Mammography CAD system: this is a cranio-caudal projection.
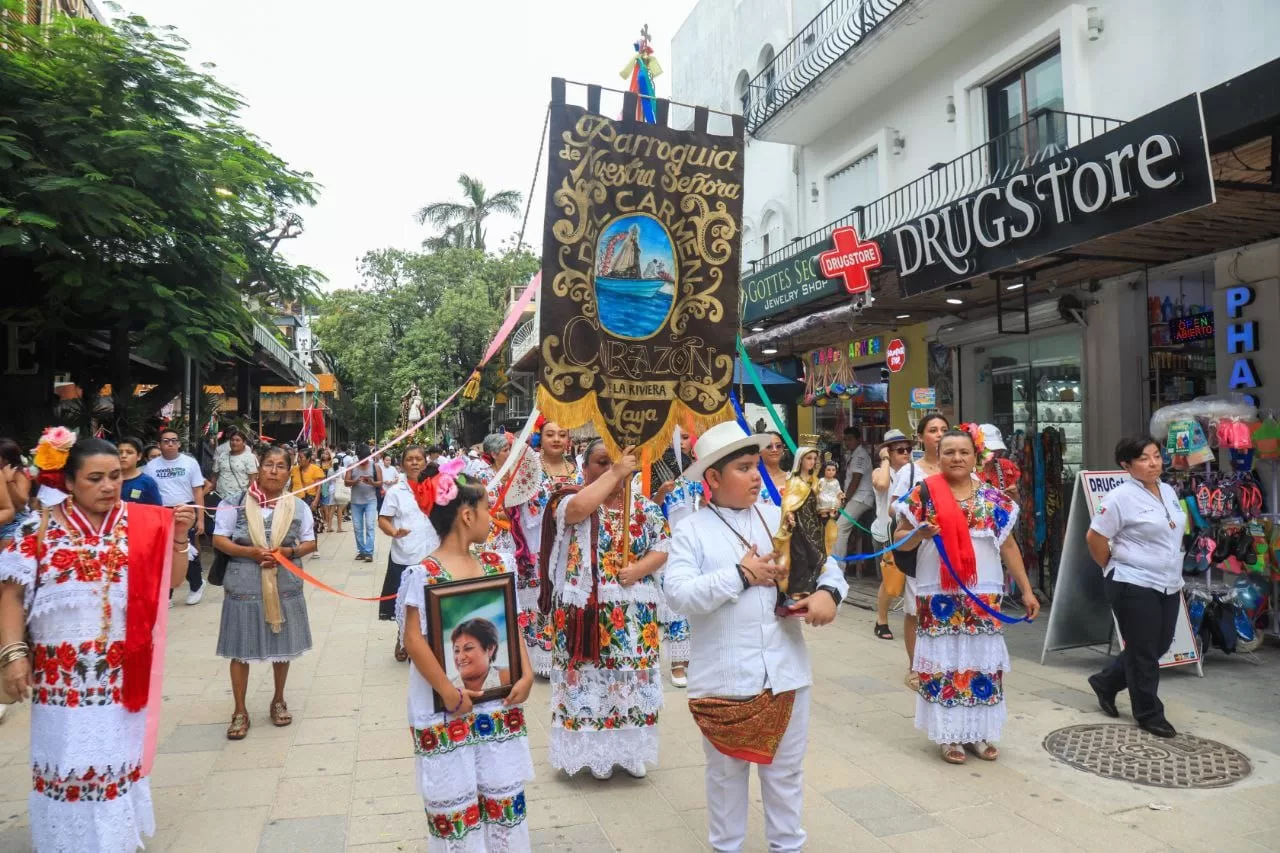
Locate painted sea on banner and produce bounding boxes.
[594,214,676,338]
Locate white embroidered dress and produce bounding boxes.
[543,493,669,776]
[0,504,155,853]
[396,555,534,852]
[894,482,1019,745]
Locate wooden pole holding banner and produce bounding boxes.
[620,475,632,571]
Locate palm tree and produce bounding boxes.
[415,173,523,252]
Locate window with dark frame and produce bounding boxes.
[986,46,1066,175]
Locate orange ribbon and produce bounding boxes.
[272,550,398,601]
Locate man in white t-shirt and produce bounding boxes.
[833,427,874,565]
[145,428,207,604]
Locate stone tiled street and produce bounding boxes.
[2,531,1279,852]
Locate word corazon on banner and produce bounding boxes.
[538,79,744,458]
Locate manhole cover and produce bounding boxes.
[1043,724,1251,789]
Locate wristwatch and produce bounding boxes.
[817,585,842,606]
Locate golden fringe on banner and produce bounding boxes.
[536,386,731,463]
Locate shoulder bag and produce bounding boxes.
[892,469,930,578]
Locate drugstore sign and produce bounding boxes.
[887,95,1217,296]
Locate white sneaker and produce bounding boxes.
[590,766,613,780]
[185,586,204,606]
[311,552,322,560]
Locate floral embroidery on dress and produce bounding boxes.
[428,799,484,841]
[32,639,126,707]
[917,669,1003,707]
[901,483,1015,540]
[480,791,527,827]
[32,761,141,803]
[410,707,527,758]
[551,705,660,732]
[916,594,1004,637]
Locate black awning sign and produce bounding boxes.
[888,95,1216,296]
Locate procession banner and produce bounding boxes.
[537,79,744,459]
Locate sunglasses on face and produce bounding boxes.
[891,446,911,454]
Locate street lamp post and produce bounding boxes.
[373,392,379,445]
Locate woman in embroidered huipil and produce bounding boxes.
[467,433,517,576]
[506,420,580,678]
[0,437,194,853]
[212,446,317,740]
[543,440,669,779]
[397,459,534,851]
[893,431,1039,765]
[650,428,697,687]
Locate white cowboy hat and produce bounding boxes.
[684,421,772,482]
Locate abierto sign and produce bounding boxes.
[888,95,1216,296]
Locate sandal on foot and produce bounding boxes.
[269,699,293,727]
[942,743,966,764]
[394,642,409,663]
[226,712,250,740]
[964,741,999,761]
[874,623,895,640]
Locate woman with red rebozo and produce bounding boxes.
[0,432,194,852]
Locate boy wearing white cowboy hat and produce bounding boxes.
[664,421,848,853]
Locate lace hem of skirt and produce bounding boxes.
[549,726,658,776]
[914,698,1006,745]
[913,634,1010,675]
[29,776,154,853]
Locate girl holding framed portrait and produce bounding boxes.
[397,459,535,850]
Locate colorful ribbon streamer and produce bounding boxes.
[728,389,781,505]
[274,550,397,602]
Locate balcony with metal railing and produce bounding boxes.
[748,109,1125,274]
[510,311,539,367]
[743,0,909,138]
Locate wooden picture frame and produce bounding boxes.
[424,573,522,713]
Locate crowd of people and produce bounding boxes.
[0,414,1190,852]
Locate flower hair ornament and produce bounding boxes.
[409,457,469,514]
[33,426,76,501]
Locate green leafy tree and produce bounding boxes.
[314,247,538,442]
[0,6,321,436]
[414,174,522,252]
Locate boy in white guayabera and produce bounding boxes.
[663,421,847,853]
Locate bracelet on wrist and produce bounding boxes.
[446,690,464,714]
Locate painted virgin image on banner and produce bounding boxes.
[538,79,745,458]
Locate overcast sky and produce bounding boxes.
[116,0,698,290]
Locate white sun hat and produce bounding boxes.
[978,423,1007,452]
[684,421,772,482]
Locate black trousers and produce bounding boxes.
[379,556,407,621]
[1093,577,1179,723]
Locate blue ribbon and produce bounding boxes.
[833,536,909,562]
[728,390,782,505]
[931,534,1032,625]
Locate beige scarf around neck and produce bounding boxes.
[245,491,295,634]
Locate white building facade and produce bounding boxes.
[672,0,1280,469]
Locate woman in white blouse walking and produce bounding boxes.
[1086,435,1187,739]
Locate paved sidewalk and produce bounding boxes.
[1,530,1279,852]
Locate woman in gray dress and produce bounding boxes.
[212,445,316,739]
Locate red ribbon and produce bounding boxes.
[273,550,397,601]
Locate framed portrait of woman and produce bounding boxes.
[424,573,522,712]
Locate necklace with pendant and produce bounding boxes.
[1135,481,1176,529]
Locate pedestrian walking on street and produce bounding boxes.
[889,413,949,683]
[664,421,847,852]
[397,460,534,851]
[541,440,669,779]
[649,427,697,688]
[117,437,162,506]
[377,452,399,515]
[893,430,1039,765]
[1086,435,1187,739]
[833,426,875,567]
[144,428,206,606]
[468,433,519,578]
[345,445,382,562]
[211,446,316,740]
[210,427,259,505]
[870,428,913,640]
[0,435,195,853]
[377,446,437,659]
[315,448,337,533]
[757,431,787,505]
